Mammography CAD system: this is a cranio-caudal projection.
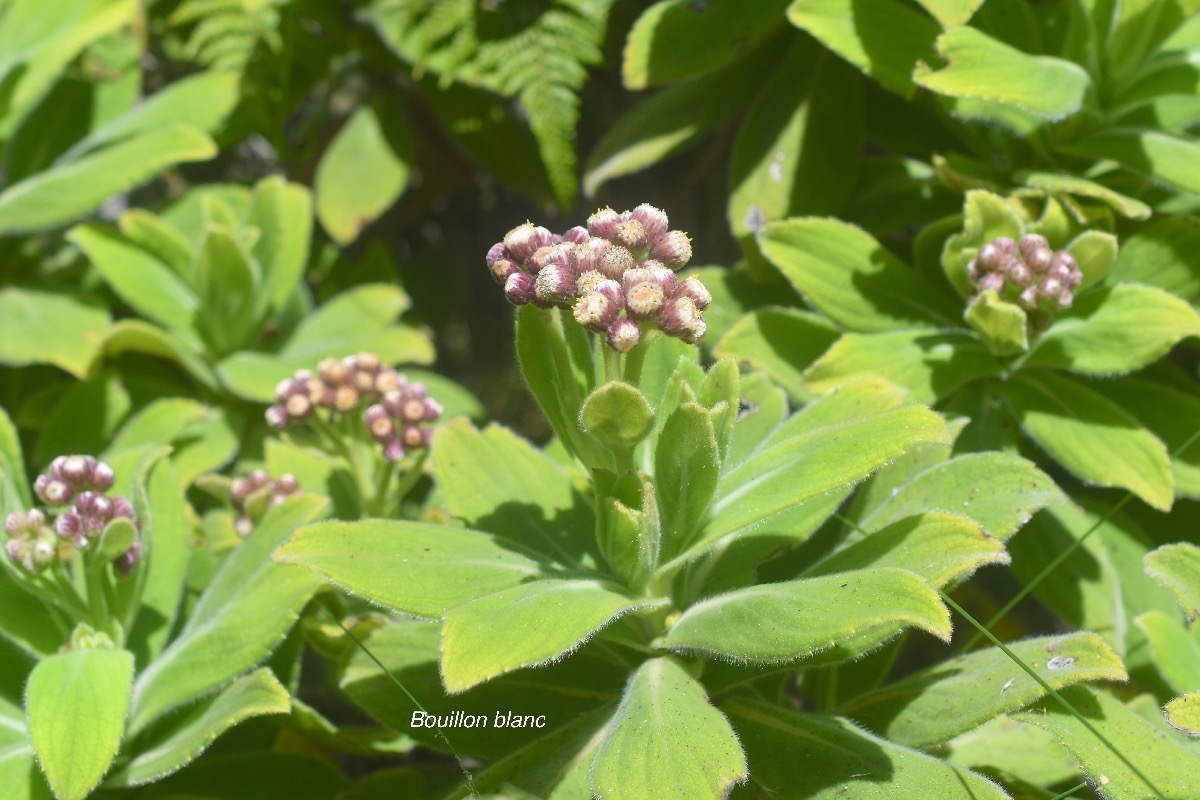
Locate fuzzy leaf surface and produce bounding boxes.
[275,520,542,619]
[1166,692,1200,737]
[26,649,133,800]
[1145,543,1200,621]
[661,568,950,664]
[440,579,659,693]
[0,288,110,378]
[590,657,746,800]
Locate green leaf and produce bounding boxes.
[106,399,238,489]
[275,520,542,619]
[0,288,110,377]
[1135,611,1200,694]
[0,404,30,510]
[661,567,950,663]
[580,382,655,453]
[433,420,597,569]
[117,209,194,280]
[193,225,263,356]
[1066,229,1119,290]
[841,632,1126,747]
[863,452,1063,540]
[1063,129,1200,195]
[26,648,133,800]
[247,176,312,314]
[724,700,1012,799]
[942,190,1026,297]
[1018,171,1152,220]
[917,0,983,27]
[713,308,840,401]
[656,402,720,557]
[0,744,47,800]
[315,105,412,245]
[108,669,289,787]
[808,511,1009,588]
[758,217,960,331]
[1022,285,1200,375]
[58,70,240,164]
[584,37,777,195]
[68,224,199,330]
[943,716,1081,791]
[965,289,1029,356]
[98,320,218,391]
[803,330,1002,404]
[34,372,130,464]
[1016,686,1200,799]
[0,125,216,235]
[590,657,746,800]
[129,752,346,799]
[1165,692,1200,737]
[440,579,658,693]
[128,496,326,733]
[1145,543,1200,621]
[1104,377,1200,500]
[622,0,790,88]
[914,27,1091,118]
[786,0,940,96]
[1110,216,1200,303]
[698,404,950,547]
[728,38,864,274]
[1002,371,1174,510]
[217,284,434,401]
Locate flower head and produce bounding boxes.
[967,233,1083,313]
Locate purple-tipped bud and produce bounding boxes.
[543,242,578,272]
[598,246,634,280]
[36,476,73,506]
[587,208,621,240]
[614,219,650,252]
[534,263,578,306]
[276,474,299,494]
[365,404,395,442]
[674,276,712,311]
[679,317,708,345]
[399,396,431,424]
[562,226,590,244]
[382,440,406,463]
[649,231,692,267]
[235,515,253,537]
[625,280,665,320]
[574,290,622,333]
[576,269,608,296]
[90,461,114,492]
[503,222,541,263]
[1019,285,1039,308]
[249,470,270,488]
[318,357,351,387]
[4,512,23,537]
[111,496,135,522]
[113,538,141,577]
[1005,259,1033,288]
[607,318,642,353]
[504,272,535,306]
[266,405,289,429]
[332,386,359,413]
[526,245,555,274]
[978,237,1015,271]
[630,204,669,239]
[1057,289,1074,309]
[354,352,381,375]
[5,539,24,565]
[967,259,982,284]
[60,455,92,484]
[29,533,56,571]
[978,272,1006,293]
[284,393,313,420]
[56,511,85,547]
[375,368,403,394]
[486,242,508,267]
[1018,234,1051,269]
[230,477,254,503]
[576,238,609,274]
[1039,276,1065,299]
[659,295,702,337]
[490,258,520,284]
[401,424,433,449]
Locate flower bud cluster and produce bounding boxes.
[967,234,1082,312]
[264,352,442,461]
[4,456,139,574]
[230,470,300,536]
[364,382,441,462]
[486,205,709,351]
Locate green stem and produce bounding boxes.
[1048,783,1088,800]
[603,345,623,385]
[84,555,111,634]
[388,449,430,512]
[622,328,658,387]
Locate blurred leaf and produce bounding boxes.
[1019,171,1152,220]
[34,372,130,464]
[0,125,216,235]
[914,27,1091,118]
[1064,129,1200,195]
[1109,215,1200,303]
[1104,376,1200,500]
[248,176,312,314]
[315,104,412,246]
[1165,692,1200,737]
[661,568,950,663]
[1135,611,1200,695]
[98,320,218,392]
[591,658,746,800]
[713,308,839,401]
[786,0,939,96]
[916,0,983,27]
[965,289,1028,356]
[585,35,778,195]
[27,648,133,800]
[1145,543,1200,621]
[0,288,109,377]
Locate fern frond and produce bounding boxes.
[368,0,615,209]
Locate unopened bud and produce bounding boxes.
[630,204,669,239]
[978,272,1006,293]
[60,455,92,484]
[562,226,590,244]
[382,440,406,463]
[607,318,642,353]
[332,386,359,413]
[587,208,621,240]
[674,276,712,311]
[318,357,351,387]
[615,219,649,252]
[90,461,114,492]
[1005,259,1033,287]
[503,222,541,263]
[285,393,313,420]
[534,263,578,306]
[266,405,289,429]
[598,246,634,280]
[659,295,701,337]
[504,272,535,306]
[574,290,622,333]
[649,231,692,267]
[490,258,520,284]
[978,237,1015,271]
[625,280,665,320]
[401,424,432,449]
[36,476,73,506]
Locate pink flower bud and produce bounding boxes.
[400,397,429,424]
[674,276,712,311]
[978,272,1006,293]
[113,538,141,577]
[576,269,608,296]
[276,474,299,494]
[230,477,253,503]
[318,357,351,387]
[489,258,520,284]
[607,318,642,353]
[285,393,313,420]
[978,237,1015,271]
[504,272,535,305]
[574,290,621,333]
[534,263,579,306]
[1019,285,1039,308]
[624,280,665,320]
[235,516,254,537]
[562,226,590,244]
[659,295,701,337]
[526,245,555,274]
[1019,234,1050,265]
[266,405,289,429]
[1057,289,1074,310]
[383,440,406,462]
[587,207,621,240]
[4,512,23,536]
[401,424,432,449]
[56,511,85,547]
[630,204,669,240]
[90,461,114,492]
[486,242,508,267]
[503,222,541,262]
[1005,259,1032,287]
[615,219,649,252]
[598,245,634,280]
[679,316,707,345]
[649,231,692,267]
[967,259,982,284]
[36,476,73,506]
[332,386,359,413]
[375,368,403,394]
[60,455,92,484]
